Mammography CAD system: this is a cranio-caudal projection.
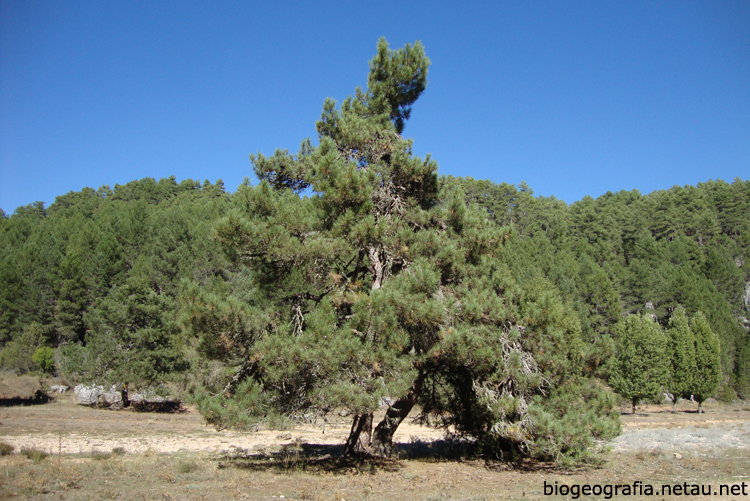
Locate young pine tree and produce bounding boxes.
[665,306,696,413]
[610,314,670,414]
[690,312,722,413]
[61,277,187,386]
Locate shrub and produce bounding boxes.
[20,447,48,463]
[0,340,35,373]
[32,347,55,375]
[177,460,199,474]
[715,383,737,403]
[91,450,111,460]
[0,442,14,456]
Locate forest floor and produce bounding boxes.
[0,375,749,500]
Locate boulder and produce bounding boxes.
[102,386,124,410]
[129,392,182,413]
[74,384,180,412]
[74,385,104,405]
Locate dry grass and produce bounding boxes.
[1,445,748,500]
[0,442,14,456]
[19,446,49,463]
[0,380,749,500]
[0,454,83,497]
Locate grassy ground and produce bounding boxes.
[0,376,748,500]
[1,445,749,500]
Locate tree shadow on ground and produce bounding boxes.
[0,390,49,407]
[215,438,602,474]
[129,400,185,413]
[215,438,478,474]
[484,458,596,474]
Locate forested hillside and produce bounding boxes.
[444,176,750,397]
[0,177,233,383]
[1,39,748,462]
[2,176,747,394]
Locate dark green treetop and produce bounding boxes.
[366,37,429,134]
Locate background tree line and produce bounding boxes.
[443,175,749,398]
[0,177,232,383]
[1,177,747,400]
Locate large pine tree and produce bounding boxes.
[198,38,618,460]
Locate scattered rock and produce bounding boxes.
[74,385,104,405]
[129,392,182,413]
[74,384,127,409]
[73,384,183,412]
[102,389,124,410]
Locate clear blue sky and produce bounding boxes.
[1,1,748,213]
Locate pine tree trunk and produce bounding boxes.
[631,398,637,415]
[344,412,373,456]
[371,372,425,457]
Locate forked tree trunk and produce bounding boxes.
[371,372,426,457]
[343,373,426,458]
[345,412,373,456]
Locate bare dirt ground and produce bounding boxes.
[0,393,446,456]
[1,396,749,457]
[613,402,750,453]
[1,376,749,500]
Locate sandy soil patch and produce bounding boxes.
[612,401,750,453]
[0,394,445,456]
[1,395,749,458]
